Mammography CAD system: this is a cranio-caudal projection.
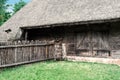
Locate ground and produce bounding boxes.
[0,61,120,80]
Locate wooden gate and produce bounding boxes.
[67,31,111,58]
[76,31,110,57]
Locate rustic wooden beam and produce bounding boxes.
[0,43,54,48]
[25,31,28,40]
[0,58,54,68]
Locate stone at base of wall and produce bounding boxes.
[66,56,120,66]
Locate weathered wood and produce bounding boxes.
[0,40,56,68]
[62,43,67,58]
[67,30,111,57]
[0,58,54,68]
[25,32,28,40]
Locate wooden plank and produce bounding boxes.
[0,58,54,68]
[0,40,55,68]
[0,43,54,49]
[14,47,17,63]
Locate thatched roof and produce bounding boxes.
[1,0,120,41]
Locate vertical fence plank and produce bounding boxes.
[0,49,1,65]
[45,46,47,59]
[15,47,17,63]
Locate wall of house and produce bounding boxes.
[109,22,120,59]
[64,23,120,59]
[64,24,110,57]
[23,22,120,59]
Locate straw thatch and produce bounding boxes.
[1,0,120,41]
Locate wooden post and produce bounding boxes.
[15,41,18,63]
[25,31,28,40]
[0,49,1,65]
[54,44,57,60]
[14,47,17,63]
[14,41,17,63]
[62,43,67,59]
[46,46,48,58]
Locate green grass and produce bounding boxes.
[0,61,120,80]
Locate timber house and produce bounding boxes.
[1,0,120,64]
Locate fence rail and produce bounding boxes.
[0,40,55,67]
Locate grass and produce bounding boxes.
[0,61,120,80]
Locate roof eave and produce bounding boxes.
[20,17,120,30]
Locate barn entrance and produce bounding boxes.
[67,25,111,58]
[76,31,110,57]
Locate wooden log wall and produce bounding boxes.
[0,40,55,67]
[65,22,120,59]
[109,23,120,59]
[65,24,113,58]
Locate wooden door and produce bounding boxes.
[76,31,110,57]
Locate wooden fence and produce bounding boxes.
[0,40,55,67]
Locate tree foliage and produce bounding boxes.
[0,0,11,26]
[13,0,26,14]
[0,0,27,26]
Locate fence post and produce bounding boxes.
[0,49,1,66]
[62,43,67,59]
[46,46,48,59]
[15,48,17,63]
[14,41,17,63]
